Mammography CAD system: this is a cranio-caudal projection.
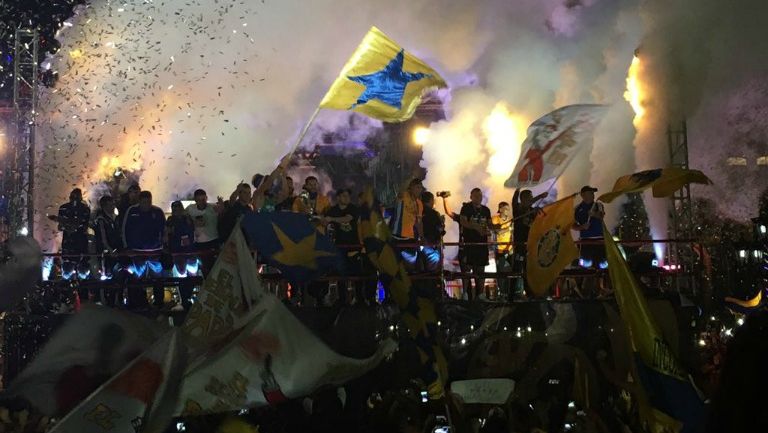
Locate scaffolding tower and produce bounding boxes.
[667,120,696,295]
[7,28,39,237]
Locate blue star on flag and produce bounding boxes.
[347,50,430,109]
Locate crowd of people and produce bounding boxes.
[51,156,611,309]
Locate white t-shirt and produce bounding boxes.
[185,203,219,243]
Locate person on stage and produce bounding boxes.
[389,178,424,268]
[293,176,331,228]
[459,188,492,301]
[94,195,121,305]
[491,201,513,300]
[56,188,91,287]
[573,185,606,296]
[511,188,548,298]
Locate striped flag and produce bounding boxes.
[358,196,448,398]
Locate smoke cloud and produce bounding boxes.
[36,0,768,252]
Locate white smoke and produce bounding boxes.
[35,0,768,252]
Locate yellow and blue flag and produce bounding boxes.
[241,212,342,283]
[320,26,447,123]
[599,167,711,203]
[603,223,704,433]
[526,194,579,297]
[358,195,448,398]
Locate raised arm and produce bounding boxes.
[440,195,459,221]
[532,191,549,204]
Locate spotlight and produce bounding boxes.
[18,227,28,236]
[411,126,430,146]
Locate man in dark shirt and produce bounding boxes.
[219,183,253,241]
[459,188,492,301]
[94,195,121,305]
[420,191,444,272]
[574,185,606,297]
[325,189,360,305]
[166,200,196,310]
[574,185,605,268]
[117,183,140,226]
[275,175,297,211]
[57,188,91,284]
[511,188,548,298]
[325,189,358,248]
[122,190,166,308]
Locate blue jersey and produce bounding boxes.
[122,204,166,251]
[574,201,603,239]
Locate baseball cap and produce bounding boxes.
[580,185,598,193]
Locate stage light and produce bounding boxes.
[411,126,430,146]
[760,225,767,234]
[18,227,28,236]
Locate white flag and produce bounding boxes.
[177,296,395,415]
[504,104,607,188]
[49,329,185,433]
[7,306,164,416]
[175,220,393,416]
[183,221,265,346]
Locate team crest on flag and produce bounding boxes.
[526,195,579,297]
[536,228,562,267]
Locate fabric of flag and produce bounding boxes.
[49,329,185,433]
[724,289,765,314]
[598,167,712,203]
[358,198,448,398]
[319,26,447,123]
[176,222,394,415]
[526,195,579,297]
[240,212,343,284]
[603,224,704,433]
[177,295,395,415]
[7,305,164,417]
[504,104,607,188]
[184,222,265,346]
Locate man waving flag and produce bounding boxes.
[320,26,446,122]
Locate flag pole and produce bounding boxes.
[287,106,321,159]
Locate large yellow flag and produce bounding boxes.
[526,195,578,296]
[320,26,446,123]
[602,223,704,433]
[599,167,711,203]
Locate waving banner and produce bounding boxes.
[505,104,607,188]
